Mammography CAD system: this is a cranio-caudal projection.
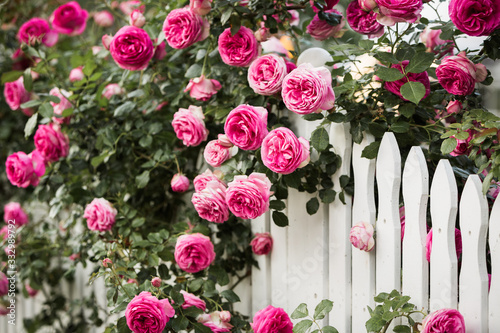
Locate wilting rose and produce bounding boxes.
[350,221,375,252]
[426,228,462,262]
[184,75,221,101]
[420,28,453,56]
[248,54,288,96]
[3,202,29,226]
[125,292,175,333]
[0,273,8,296]
[449,0,500,36]
[109,26,154,71]
[129,9,146,28]
[198,311,233,333]
[154,40,167,59]
[119,1,144,15]
[93,11,114,27]
[250,232,273,255]
[310,0,340,12]
[384,60,431,101]
[191,180,229,223]
[5,150,46,188]
[174,233,216,273]
[83,198,117,232]
[306,9,346,41]
[346,1,384,38]
[180,290,206,310]
[226,173,272,219]
[190,0,213,15]
[17,18,58,47]
[421,308,465,333]
[172,105,209,147]
[224,104,268,150]
[193,169,225,192]
[163,7,209,49]
[252,305,293,333]
[203,135,234,167]
[375,0,423,26]
[171,173,190,193]
[261,127,310,174]
[50,1,89,36]
[218,26,260,67]
[50,87,72,124]
[4,77,31,111]
[102,83,124,99]
[34,124,69,163]
[69,67,84,82]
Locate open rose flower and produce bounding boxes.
[184,75,221,101]
[174,233,216,273]
[163,7,209,49]
[4,77,31,111]
[50,87,72,124]
[171,173,190,193]
[5,150,46,188]
[3,202,29,226]
[226,173,272,219]
[83,198,117,232]
[350,221,375,252]
[93,11,114,27]
[34,124,69,163]
[248,54,288,96]
[306,9,346,41]
[172,105,208,147]
[193,169,225,192]
[125,291,175,333]
[420,28,453,56]
[346,0,385,38]
[426,228,462,262]
[421,308,465,333]
[449,0,500,36]
[198,311,233,333]
[108,26,154,71]
[250,232,273,255]
[375,0,423,26]
[252,305,293,333]
[261,127,310,174]
[204,135,234,167]
[191,180,229,223]
[282,63,335,114]
[224,104,268,150]
[102,83,124,99]
[218,26,260,67]
[190,0,213,15]
[17,18,58,47]
[384,60,431,101]
[180,290,206,310]
[50,1,89,36]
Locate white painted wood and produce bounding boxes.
[402,147,429,319]
[429,159,458,311]
[270,206,289,311]
[351,133,376,332]
[459,175,489,332]
[489,196,500,332]
[251,212,271,314]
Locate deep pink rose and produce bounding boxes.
[69,66,84,82]
[203,135,234,167]
[17,18,58,47]
[306,9,346,41]
[346,1,385,38]
[261,127,310,174]
[436,51,487,96]
[193,169,225,192]
[446,100,463,114]
[49,87,72,124]
[4,77,30,111]
[129,9,146,28]
[119,1,145,15]
[449,134,472,156]
[281,63,335,114]
[0,273,8,296]
[172,105,208,147]
[224,104,268,150]
[250,232,273,255]
[83,198,117,232]
[350,221,375,252]
[421,308,465,333]
[426,228,462,262]
[218,26,260,67]
[226,173,272,219]
[248,54,288,96]
[171,173,190,193]
[384,60,431,101]
[25,284,38,297]
[109,26,154,71]
[163,7,209,49]
[181,290,206,310]
[420,28,453,56]
[5,150,46,188]
[4,202,29,226]
[184,75,221,101]
[449,0,500,36]
[93,11,114,27]
[125,291,175,333]
[252,305,293,333]
[359,0,377,11]
[102,83,124,99]
[154,40,167,60]
[198,311,233,333]
[50,1,89,36]
[190,0,213,15]
[174,233,216,273]
[34,124,69,163]
[191,180,229,223]
[310,0,340,12]
[374,0,422,26]
[151,277,162,288]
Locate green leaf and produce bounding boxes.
[23,68,33,92]
[306,197,320,215]
[209,265,230,286]
[303,113,324,121]
[91,152,109,168]
[400,81,426,105]
[291,303,309,319]
[220,289,240,303]
[361,141,381,159]
[376,67,404,82]
[20,100,42,109]
[365,316,387,332]
[393,325,412,333]
[391,121,410,133]
[61,108,74,117]
[311,127,329,151]
[322,326,339,333]
[441,137,457,154]
[117,316,132,333]
[193,323,213,333]
[135,170,150,189]
[405,52,435,73]
[399,103,415,118]
[284,172,301,189]
[272,211,289,227]
[221,8,233,25]
[327,112,345,123]
[38,103,53,118]
[170,316,189,332]
[188,278,204,292]
[131,217,146,228]
[359,39,374,50]
[158,264,169,279]
[1,71,23,84]
[293,320,313,333]
[114,101,136,117]
[24,113,38,138]
[269,200,286,211]
[313,299,333,320]
[319,189,336,204]
[185,64,203,78]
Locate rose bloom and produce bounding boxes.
[193,169,225,192]
[6,150,46,188]
[11,48,36,72]
[254,23,270,42]
[281,63,335,115]
[34,124,69,163]
[163,7,209,49]
[151,277,162,288]
[50,1,89,36]
[154,40,167,60]
[25,284,38,297]
[102,83,124,99]
[252,305,293,333]
[119,1,145,15]
[198,311,233,333]
[426,228,462,262]
[218,26,260,67]
[172,105,209,147]
[384,60,431,101]
[4,77,31,111]
[83,198,117,232]
[248,54,288,96]
[174,233,216,273]
[190,0,213,15]
[449,0,500,36]
[50,87,73,124]
[191,180,229,223]
[184,75,221,101]
[125,291,175,333]
[4,202,29,226]
[306,9,346,41]
[421,308,465,333]
[129,9,146,28]
[93,11,114,27]
[69,66,84,82]
[350,221,375,252]
[446,100,463,115]
[346,0,385,39]
[436,51,487,96]
[450,130,474,156]
[181,290,206,310]
[224,104,268,150]
[250,232,273,255]
[261,127,310,174]
[359,0,377,11]
[310,0,340,12]
[420,28,453,56]
[374,0,423,26]
[226,173,272,219]
[17,17,58,47]
[108,26,154,71]
[204,136,234,167]
[0,273,8,296]
[171,173,190,193]
[102,258,113,268]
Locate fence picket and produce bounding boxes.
[251,212,271,314]
[489,196,500,332]
[270,206,289,311]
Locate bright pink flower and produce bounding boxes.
[0,273,8,296]
[306,9,346,41]
[346,1,385,38]
[384,60,431,101]
[129,9,146,28]
[69,66,84,82]
[184,75,221,101]
[261,127,310,174]
[375,0,423,26]
[174,233,216,273]
[191,180,229,223]
[163,7,209,49]
[449,136,470,157]
[125,292,175,333]
[172,105,208,147]
[226,173,271,219]
[190,0,213,15]
[180,290,206,310]
[49,87,72,124]
[198,311,233,333]
[4,77,30,111]
[119,1,145,15]
[109,26,154,71]
[102,83,124,99]
[252,305,293,333]
[350,221,375,252]
[248,54,288,96]
[224,104,268,151]
[218,26,260,67]
[436,51,487,96]
[426,228,462,262]
[5,150,46,188]
[102,258,113,267]
[171,173,190,193]
[69,253,80,261]
[449,0,500,37]
[203,136,234,167]
[93,11,114,27]
[420,28,453,56]
[193,169,225,192]
[50,1,89,36]
[34,124,69,163]
[17,18,58,47]
[250,232,273,255]
[3,202,29,226]
[151,277,162,287]
[83,198,117,232]
[421,308,465,333]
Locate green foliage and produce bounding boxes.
[291,300,338,333]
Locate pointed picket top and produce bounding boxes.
[489,196,500,332]
[402,146,429,318]
[429,159,459,311]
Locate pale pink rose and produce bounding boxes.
[261,36,289,56]
[119,1,145,15]
[346,0,385,38]
[69,253,80,261]
[174,233,216,273]
[127,278,139,285]
[436,52,487,96]
[25,284,38,297]
[193,169,225,192]
[250,232,273,255]
[109,26,154,71]
[184,75,221,101]
[125,291,175,333]
[154,40,167,60]
[102,34,113,49]
[102,258,113,267]
[306,9,346,41]
[226,173,272,219]
[252,305,293,333]
[204,136,233,167]
[49,87,72,124]
[50,1,89,36]
[426,228,462,262]
[0,273,8,296]
[3,202,29,226]
[282,63,335,114]
[171,173,190,193]
[446,100,463,114]
[254,23,270,42]
[180,290,206,310]
[192,180,229,223]
[190,0,213,15]
[172,105,209,147]
[129,9,146,28]
[17,17,58,47]
[163,7,209,49]
[248,54,288,96]
[218,26,260,67]
[34,124,69,163]
[83,198,117,232]
[350,221,375,252]
[198,311,233,333]
[375,0,423,26]
[420,28,453,56]
[92,46,104,56]
[151,277,162,287]
[449,0,500,37]
[219,311,231,323]
[4,77,30,111]
[224,104,268,150]
[261,127,310,174]
[93,11,114,27]
[5,150,46,188]
[69,66,84,82]
[421,308,465,333]
[359,0,377,11]
[102,83,124,99]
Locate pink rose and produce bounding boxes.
[184,75,221,101]
[226,173,272,219]
[151,277,162,287]
[449,135,471,156]
[281,63,335,114]
[346,1,385,39]
[252,305,293,333]
[254,23,270,42]
[154,40,167,60]
[25,284,38,297]
[129,9,146,28]
[436,51,487,96]
[4,77,30,111]
[248,54,288,96]
[190,0,213,15]
[172,105,208,147]
[50,1,89,36]
[426,228,462,262]
[181,290,206,310]
[0,305,8,316]
[191,180,229,223]
[3,202,29,226]
[384,60,431,101]
[420,28,453,56]
[102,258,113,267]
[50,87,72,124]
[261,127,310,174]
[400,206,405,241]
[446,100,463,115]
[17,18,58,47]
[359,0,377,11]
[93,11,114,27]
[109,26,154,71]
[250,232,273,255]
[5,150,46,188]
[174,233,216,273]
[306,9,346,41]
[224,104,268,151]
[171,173,190,193]
[310,0,340,12]
[193,169,225,192]
[449,0,500,36]
[350,221,375,252]
[261,36,289,56]
[83,198,117,232]
[421,308,465,333]
[198,311,233,333]
[34,124,69,163]
[102,83,124,99]
[11,48,36,72]
[203,135,234,167]
[374,0,422,26]
[163,7,209,49]
[0,273,8,296]
[125,291,175,333]
[489,182,500,199]
[218,26,260,67]
[69,66,84,82]
[119,1,145,15]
